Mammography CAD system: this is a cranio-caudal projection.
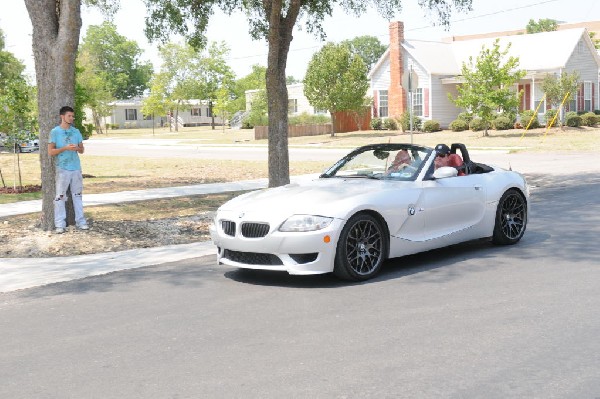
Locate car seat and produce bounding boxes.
[447,153,465,176]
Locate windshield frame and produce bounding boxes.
[320,144,433,181]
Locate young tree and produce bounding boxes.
[525,18,558,34]
[0,27,36,190]
[303,42,369,136]
[449,39,525,136]
[142,0,473,187]
[341,35,387,70]
[24,0,119,231]
[541,71,580,126]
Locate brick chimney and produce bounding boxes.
[388,21,406,118]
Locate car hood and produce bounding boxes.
[218,177,417,221]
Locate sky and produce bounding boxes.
[1,0,599,83]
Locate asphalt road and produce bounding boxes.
[1,170,599,398]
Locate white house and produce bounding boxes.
[245,83,329,116]
[370,21,600,127]
[99,98,224,129]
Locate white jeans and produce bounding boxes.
[54,168,87,228]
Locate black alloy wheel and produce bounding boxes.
[492,189,527,245]
[334,213,387,281]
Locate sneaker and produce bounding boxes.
[77,224,90,231]
[55,227,65,234]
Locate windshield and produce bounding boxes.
[322,145,432,181]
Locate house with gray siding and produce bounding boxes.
[100,98,223,129]
[370,21,600,128]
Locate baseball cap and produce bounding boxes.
[435,144,450,156]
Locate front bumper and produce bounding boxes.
[209,217,345,275]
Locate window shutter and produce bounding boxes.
[424,88,429,117]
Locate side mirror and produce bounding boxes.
[433,166,458,179]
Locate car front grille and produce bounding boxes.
[223,249,283,265]
[241,222,270,238]
[221,220,236,236]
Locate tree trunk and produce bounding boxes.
[264,0,301,188]
[92,109,104,134]
[330,110,337,137]
[25,0,81,231]
[210,100,215,130]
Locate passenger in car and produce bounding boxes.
[387,149,412,173]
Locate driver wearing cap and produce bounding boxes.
[434,144,451,169]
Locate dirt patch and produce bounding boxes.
[0,213,215,258]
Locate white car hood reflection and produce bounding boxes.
[219,177,414,220]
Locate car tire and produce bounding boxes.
[334,213,387,281]
[492,189,527,245]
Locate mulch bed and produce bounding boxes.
[0,185,42,194]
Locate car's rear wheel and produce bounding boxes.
[492,189,527,245]
[334,213,387,281]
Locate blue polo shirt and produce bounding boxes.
[49,126,83,171]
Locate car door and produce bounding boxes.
[421,174,486,240]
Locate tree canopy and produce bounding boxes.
[78,21,153,100]
[450,39,525,136]
[303,42,369,135]
[341,35,387,70]
[525,18,558,34]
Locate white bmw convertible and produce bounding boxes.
[210,143,529,281]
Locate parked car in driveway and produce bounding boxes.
[210,142,529,281]
[0,131,39,153]
[16,137,40,153]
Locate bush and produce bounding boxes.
[422,120,441,132]
[565,111,582,127]
[544,109,558,127]
[520,110,540,129]
[383,118,398,130]
[398,112,422,132]
[457,112,473,123]
[288,112,331,126]
[594,110,600,115]
[370,117,383,130]
[449,119,468,132]
[469,118,487,132]
[493,116,512,130]
[81,123,94,139]
[581,112,598,127]
[241,120,253,129]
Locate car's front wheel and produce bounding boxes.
[492,189,527,245]
[334,213,387,281]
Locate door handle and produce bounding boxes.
[474,185,482,190]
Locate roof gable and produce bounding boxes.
[369,27,600,78]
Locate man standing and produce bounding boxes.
[48,106,89,234]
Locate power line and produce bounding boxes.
[225,0,562,63]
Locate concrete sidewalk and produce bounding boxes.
[0,175,319,293]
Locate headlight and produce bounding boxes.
[279,215,333,232]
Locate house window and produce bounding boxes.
[412,88,423,117]
[534,98,546,113]
[125,109,137,121]
[143,114,153,120]
[584,81,592,111]
[191,107,201,117]
[314,107,328,114]
[288,99,298,114]
[206,106,213,117]
[378,90,388,117]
